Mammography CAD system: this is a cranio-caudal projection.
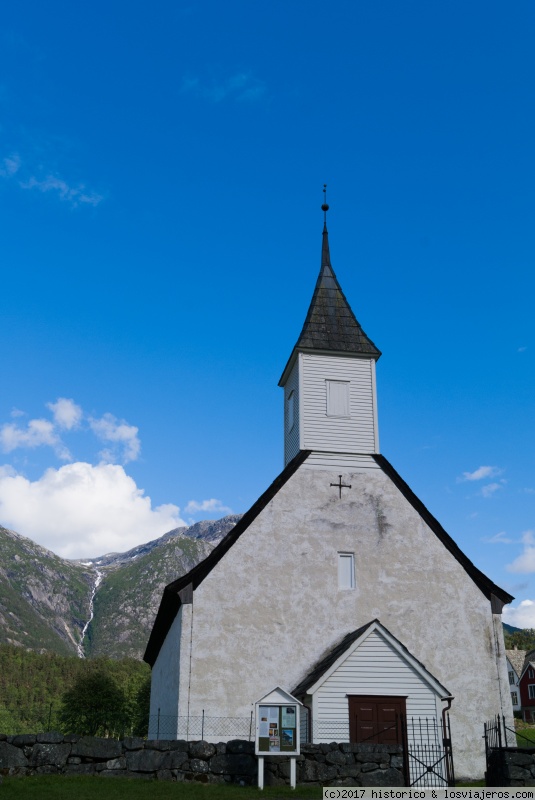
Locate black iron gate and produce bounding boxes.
[484,714,531,786]
[325,714,455,787]
[405,714,455,787]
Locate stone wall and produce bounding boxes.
[486,748,535,787]
[0,734,404,786]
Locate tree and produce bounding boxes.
[132,673,151,737]
[505,629,535,652]
[59,670,127,737]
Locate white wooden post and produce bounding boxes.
[290,756,296,789]
[258,755,264,790]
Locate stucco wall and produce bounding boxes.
[168,465,509,778]
[149,607,183,737]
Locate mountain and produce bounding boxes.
[1,516,519,661]
[503,623,522,634]
[0,516,240,660]
[0,526,93,655]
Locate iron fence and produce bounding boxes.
[483,714,535,786]
[484,714,533,752]
[301,714,454,787]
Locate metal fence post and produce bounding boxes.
[157,707,160,739]
[249,709,253,741]
[201,709,205,741]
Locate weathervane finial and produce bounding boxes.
[321,184,329,229]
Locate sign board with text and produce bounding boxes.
[255,686,302,756]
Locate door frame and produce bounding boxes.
[347,694,407,744]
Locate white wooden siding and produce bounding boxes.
[284,360,300,465]
[303,452,380,471]
[312,630,440,743]
[301,354,377,454]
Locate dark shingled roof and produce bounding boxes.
[292,619,451,698]
[279,226,381,385]
[292,621,375,697]
[143,449,311,667]
[373,454,514,607]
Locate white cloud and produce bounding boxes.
[0,462,185,559]
[507,531,535,573]
[460,465,501,482]
[10,408,25,418]
[185,498,233,515]
[89,413,140,463]
[180,70,266,103]
[47,398,82,430]
[0,154,21,177]
[518,346,527,353]
[482,531,513,544]
[19,175,103,208]
[481,482,504,498]
[0,418,70,460]
[503,599,535,629]
[1,399,141,465]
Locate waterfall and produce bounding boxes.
[77,568,103,658]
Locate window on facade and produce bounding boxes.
[338,553,355,590]
[511,692,519,706]
[528,684,535,700]
[326,380,350,417]
[287,390,295,432]
[530,669,535,679]
[509,671,515,685]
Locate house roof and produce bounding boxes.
[506,649,528,677]
[372,454,514,608]
[292,619,451,699]
[143,448,311,666]
[144,449,513,668]
[520,660,535,681]
[279,225,381,386]
[292,621,375,697]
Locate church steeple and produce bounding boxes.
[279,197,381,467]
[321,185,331,267]
[280,199,381,386]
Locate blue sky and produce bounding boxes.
[0,1,534,624]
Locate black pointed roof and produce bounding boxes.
[279,224,381,385]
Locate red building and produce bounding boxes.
[519,661,535,721]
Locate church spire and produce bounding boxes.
[279,193,381,388]
[321,184,331,267]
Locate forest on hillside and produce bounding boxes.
[0,645,150,736]
[504,629,535,652]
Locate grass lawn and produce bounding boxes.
[0,777,323,800]
[0,776,489,797]
[516,727,535,747]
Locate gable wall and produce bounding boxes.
[313,629,439,740]
[179,466,510,777]
[301,354,376,453]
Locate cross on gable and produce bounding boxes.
[330,474,352,499]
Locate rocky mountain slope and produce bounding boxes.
[0,516,240,660]
[0,526,93,655]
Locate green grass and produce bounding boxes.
[516,727,535,747]
[1,777,322,800]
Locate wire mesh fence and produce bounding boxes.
[148,711,254,740]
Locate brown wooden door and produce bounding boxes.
[348,695,406,744]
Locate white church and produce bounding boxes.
[144,207,513,780]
